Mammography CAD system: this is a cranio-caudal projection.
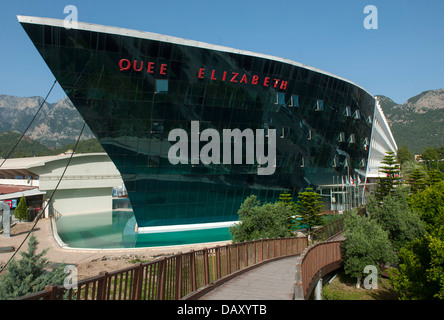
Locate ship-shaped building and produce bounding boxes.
[18,16,397,235]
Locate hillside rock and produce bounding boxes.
[377,89,444,154]
[0,94,94,148]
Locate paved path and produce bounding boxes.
[198,256,299,300]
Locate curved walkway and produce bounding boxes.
[198,255,299,300]
[197,232,346,300]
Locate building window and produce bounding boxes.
[155,79,168,94]
[315,100,324,111]
[289,95,299,107]
[337,132,345,142]
[363,137,369,150]
[281,126,290,138]
[275,92,285,105]
[344,106,352,117]
[300,157,305,167]
[151,121,164,134]
[308,128,313,140]
[348,133,356,144]
[353,109,361,119]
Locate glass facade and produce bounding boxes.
[20,19,375,229]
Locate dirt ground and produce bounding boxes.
[2,222,201,281]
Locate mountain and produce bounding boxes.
[0,131,104,159]
[376,89,444,155]
[0,94,95,148]
[0,131,52,158]
[1,90,442,157]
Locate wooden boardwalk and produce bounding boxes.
[197,255,300,300]
[197,232,345,300]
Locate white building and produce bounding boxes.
[0,152,123,219]
[366,97,398,180]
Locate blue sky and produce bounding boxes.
[1,0,443,104]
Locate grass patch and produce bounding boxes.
[322,270,399,300]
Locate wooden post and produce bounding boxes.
[132,263,143,300]
[96,271,108,300]
[215,246,221,280]
[44,284,58,300]
[190,250,196,292]
[203,248,209,285]
[244,242,248,267]
[157,258,166,300]
[226,245,231,274]
[236,243,240,271]
[175,254,182,300]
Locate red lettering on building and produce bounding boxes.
[196,68,288,91]
[119,59,131,71]
[211,69,217,80]
[273,79,280,88]
[198,68,205,79]
[147,62,155,74]
[231,72,239,83]
[280,80,288,90]
[119,59,169,77]
[133,60,144,72]
[119,58,289,91]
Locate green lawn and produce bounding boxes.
[322,270,399,300]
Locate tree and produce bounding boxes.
[230,195,293,242]
[389,234,444,300]
[295,188,324,232]
[421,147,439,162]
[366,187,426,251]
[406,167,427,194]
[278,190,297,232]
[408,181,444,235]
[426,170,444,187]
[375,151,401,201]
[0,234,66,299]
[341,210,397,287]
[397,145,412,166]
[421,147,439,170]
[14,195,29,222]
[389,181,444,299]
[435,146,444,160]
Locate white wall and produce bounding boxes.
[30,153,123,217]
[366,99,398,178]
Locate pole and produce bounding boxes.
[1,201,10,238]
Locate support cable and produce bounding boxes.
[0,122,86,274]
[0,65,104,275]
[0,79,57,168]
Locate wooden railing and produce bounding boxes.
[15,237,308,300]
[307,217,344,245]
[295,240,344,299]
[15,216,345,300]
